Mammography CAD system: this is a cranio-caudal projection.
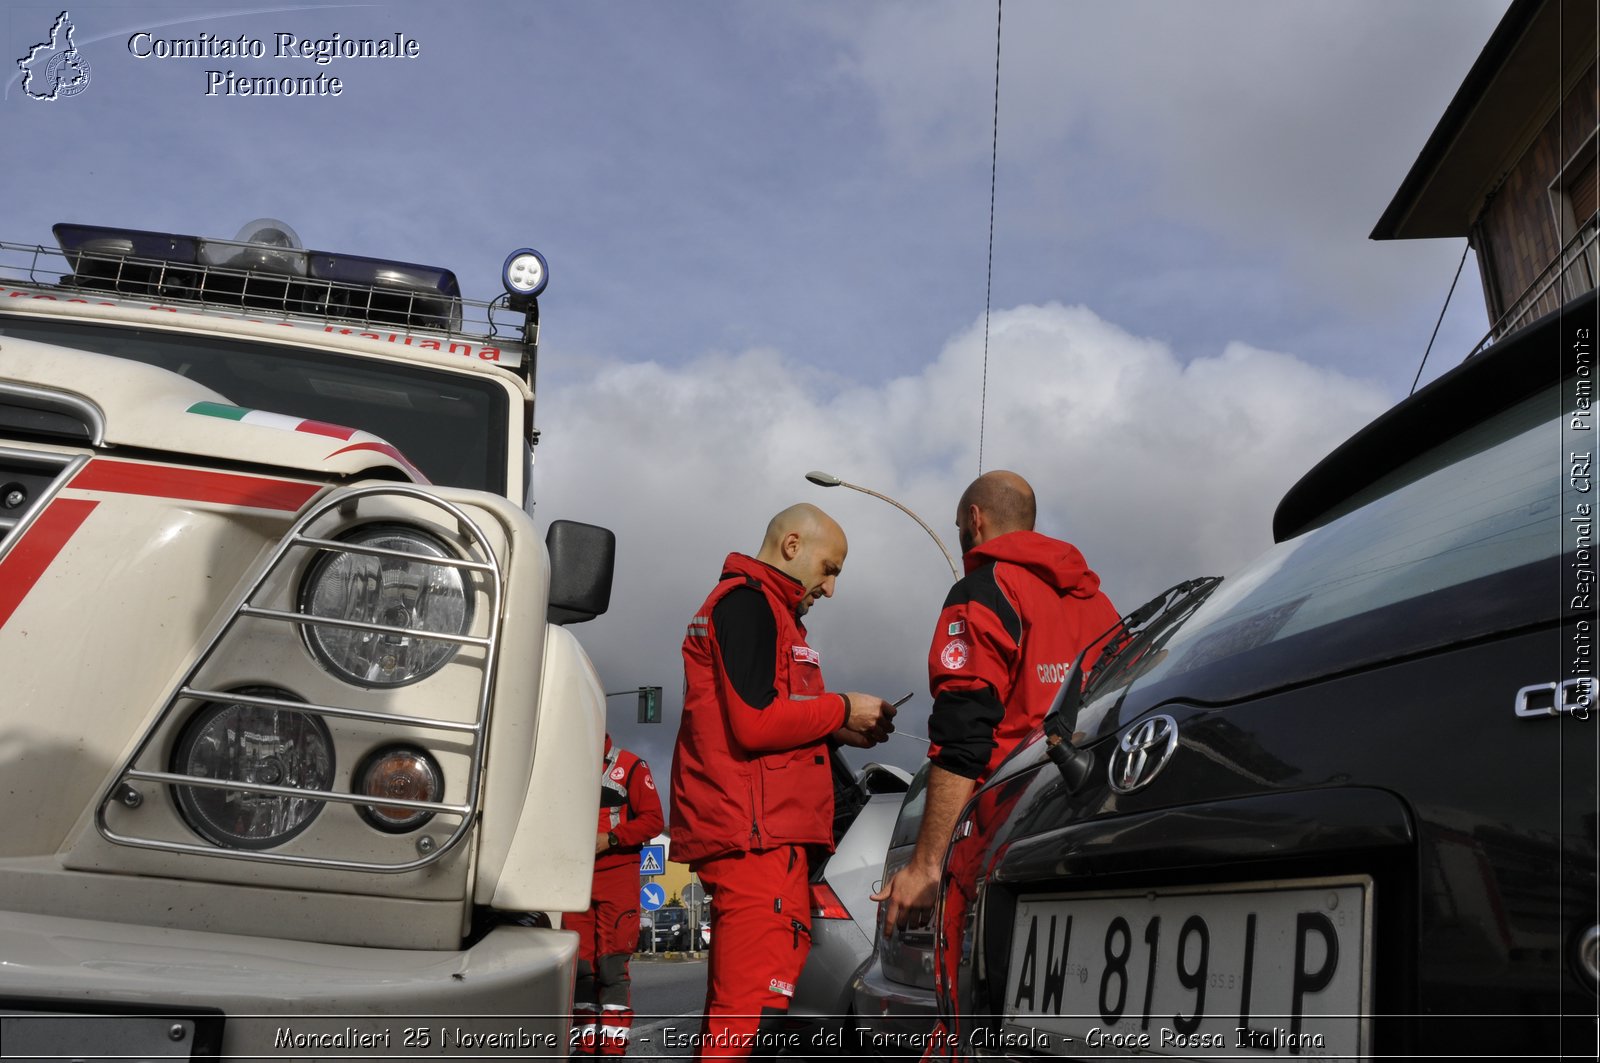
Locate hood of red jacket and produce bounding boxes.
[964,530,1104,599]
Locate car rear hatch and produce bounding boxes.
[956,295,1598,1059]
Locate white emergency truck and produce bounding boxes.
[0,220,614,1057]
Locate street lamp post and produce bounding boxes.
[804,470,959,581]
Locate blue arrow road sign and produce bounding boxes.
[640,882,666,911]
[638,844,665,876]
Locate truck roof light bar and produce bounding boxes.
[52,222,464,333]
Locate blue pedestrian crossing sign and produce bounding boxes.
[640,882,666,911]
[638,844,665,876]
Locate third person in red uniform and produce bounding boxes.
[567,734,664,1056]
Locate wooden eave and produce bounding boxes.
[1372,0,1597,241]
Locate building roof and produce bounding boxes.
[1372,0,1595,240]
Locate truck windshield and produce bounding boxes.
[0,316,509,494]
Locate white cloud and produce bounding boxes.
[535,302,1389,773]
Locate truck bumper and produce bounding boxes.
[0,909,575,1059]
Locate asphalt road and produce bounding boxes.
[628,954,709,1061]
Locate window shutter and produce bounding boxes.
[1572,151,1598,225]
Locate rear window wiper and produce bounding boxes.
[1041,575,1221,791]
[1091,575,1222,681]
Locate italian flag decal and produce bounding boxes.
[188,401,362,440]
[186,402,429,483]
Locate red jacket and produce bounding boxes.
[926,530,1119,782]
[596,735,665,873]
[670,552,849,865]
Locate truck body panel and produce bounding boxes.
[0,222,608,1050]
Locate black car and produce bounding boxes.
[640,906,706,953]
[937,294,1599,1060]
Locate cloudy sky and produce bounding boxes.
[3,1,1509,785]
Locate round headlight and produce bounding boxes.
[299,524,473,687]
[170,689,333,850]
[501,248,548,298]
[356,745,443,833]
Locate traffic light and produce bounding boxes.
[638,686,662,724]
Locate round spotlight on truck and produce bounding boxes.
[170,689,333,850]
[501,247,548,302]
[356,745,444,833]
[298,524,474,688]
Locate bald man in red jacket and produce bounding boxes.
[874,470,1120,931]
[672,504,897,1059]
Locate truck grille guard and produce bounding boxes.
[95,484,505,873]
[0,444,87,552]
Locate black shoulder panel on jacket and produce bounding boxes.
[942,561,1022,644]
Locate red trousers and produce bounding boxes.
[693,846,813,1060]
[566,860,640,1056]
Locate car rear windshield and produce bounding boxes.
[0,315,509,494]
[1133,383,1570,689]
[888,763,932,849]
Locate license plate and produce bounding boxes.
[1002,877,1371,1059]
[1,1011,202,1058]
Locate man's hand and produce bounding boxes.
[831,726,875,749]
[870,763,975,936]
[841,692,897,746]
[595,832,611,855]
[871,859,939,936]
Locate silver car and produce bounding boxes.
[774,758,912,1049]
[846,763,940,1057]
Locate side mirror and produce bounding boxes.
[546,519,615,625]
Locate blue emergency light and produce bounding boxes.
[52,220,464,332]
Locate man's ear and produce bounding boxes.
[966,504,988,543]
[781,530,803,561]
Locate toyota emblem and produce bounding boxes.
[1108,714,1179,794]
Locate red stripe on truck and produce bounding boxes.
[69,460,320,511]
[0,499,98,627]
[0,462,317,631]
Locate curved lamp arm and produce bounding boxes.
[805,470,960,582]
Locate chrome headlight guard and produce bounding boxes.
[95,484,503,873]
